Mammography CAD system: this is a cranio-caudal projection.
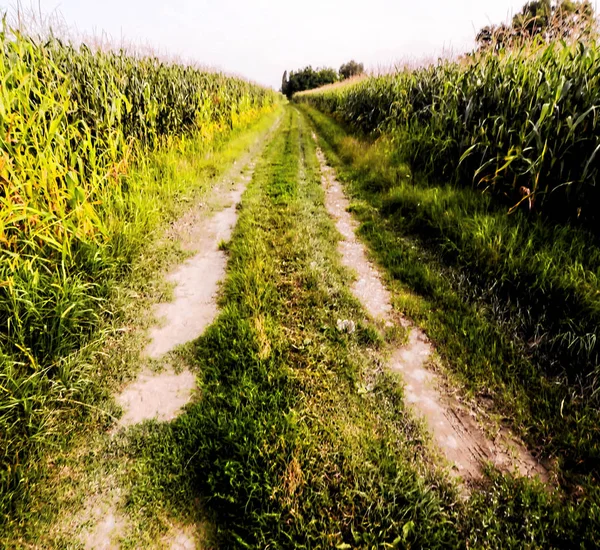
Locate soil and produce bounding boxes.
[144,178,249,360]
[84,505,126,550]
[115,368,197,427]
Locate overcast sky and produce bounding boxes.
[9,1,535,88]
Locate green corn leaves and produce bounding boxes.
[0,20,277,522]
[299,39,600,231]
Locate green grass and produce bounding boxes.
[115,105,600,548]
[297,102,600,544]
[125,106,462,548]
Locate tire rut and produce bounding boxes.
[115,115,282,428]
[313,136,549,485]
[81,115,282,549]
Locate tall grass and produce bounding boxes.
[297,39,600,230]
[0,20,277,522]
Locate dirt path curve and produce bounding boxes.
[82,116,282,550]
[313,138,548,484]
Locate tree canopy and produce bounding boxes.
[280,60,365,98]
[281,66,338,98]
[339,60,364,80]
[477,0,595,50]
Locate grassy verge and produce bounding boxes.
[119,105,600,548]
[298,103,600,541]
[1,105,282,540]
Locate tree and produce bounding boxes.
[339,60,364,80]
[512,0,552,36]
[476,0,595,50]
[281,70,288,96]
[281,66,339,98]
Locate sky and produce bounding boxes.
[8,0,535,88]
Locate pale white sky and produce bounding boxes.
[8,1,537,88]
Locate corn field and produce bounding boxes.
[297,39,600,231]
[0,22,276,519]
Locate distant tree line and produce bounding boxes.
[477,0,596,50]
[281,60,364,98]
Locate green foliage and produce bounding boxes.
[513,0,595,36]
[477,0,595,49]
[339,59,364,79]
[296,39,600,233]
[299,102,600,528]
[281,65,338,98]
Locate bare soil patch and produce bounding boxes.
[144,180,247,360]
[116,368,197,427]
[84,507,126,550]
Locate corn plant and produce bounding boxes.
[297,39,600,231]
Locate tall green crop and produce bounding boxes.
[297,40,600,231]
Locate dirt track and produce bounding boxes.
[81,116,282,549]
[314,140,548,484]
